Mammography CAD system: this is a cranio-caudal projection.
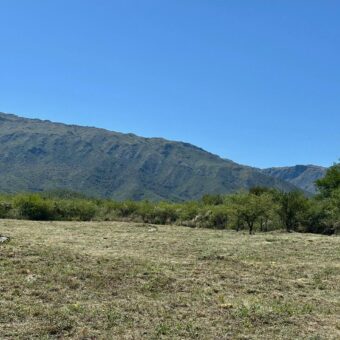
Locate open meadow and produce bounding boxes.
[0,220,339,339]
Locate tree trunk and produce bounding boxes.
[248,222,254,235]
[260,218,264,232]
[236,220,241,232]
[264,219,268,232]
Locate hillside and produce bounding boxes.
[0,112,296,200]
[262,165,327,194]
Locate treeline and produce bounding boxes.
[0,163,339,235]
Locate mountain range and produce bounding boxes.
[262,165,327,194]
[0,112,326,200]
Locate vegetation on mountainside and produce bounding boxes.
[0,163,339,235]
[0,112,297,200]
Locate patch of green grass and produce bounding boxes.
[0,219,339,339]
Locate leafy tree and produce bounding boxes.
[316,162,340,198]
[277,191,309,232]
[228,193,271,234]
[305,199,331,234]
[208,205,229,229]
[317,188,340,234]
[258,193,278,232]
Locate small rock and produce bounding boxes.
[0,235,10,243]
[26,274,38,283]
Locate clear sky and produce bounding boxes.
[0,1,339,168]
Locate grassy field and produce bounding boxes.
[0,220,339,339]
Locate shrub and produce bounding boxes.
[179,201,201,221]
[55,199,97,221]
[209,206,229,229]
[14,194,54,220]
[136,201,155,222]
[115,200,139,218]
[152,202,179,224]
[0,201,12,218]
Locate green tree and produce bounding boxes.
[228,193,272,234]
[317,188,340,234]
[258,193,277,232]
[277,191,309,232]
[316,162,340,198]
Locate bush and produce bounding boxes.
[209,206,229,229]
[179,201,201,222]
[14,194,55,220]
[152,202,179,224]
[0,201,12,218]
[115,200,139,218]
[136,201,155,222]
[55,199,97,221]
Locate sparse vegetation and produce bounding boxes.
[0,220,339,338]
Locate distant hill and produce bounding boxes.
[262,165,327,194]
[0,112,297,201]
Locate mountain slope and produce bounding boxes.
[262,165,327,194]
[0,112,297,200]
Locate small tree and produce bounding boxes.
[258,193,277,232]
[228,193,271,234]
[209,205,229,229]
[277,191,309,232]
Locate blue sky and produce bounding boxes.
[0,0,339,168]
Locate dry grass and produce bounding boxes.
[1,219,340,339]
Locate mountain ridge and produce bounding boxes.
[262,165,327,194]
[0,112,302,200]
